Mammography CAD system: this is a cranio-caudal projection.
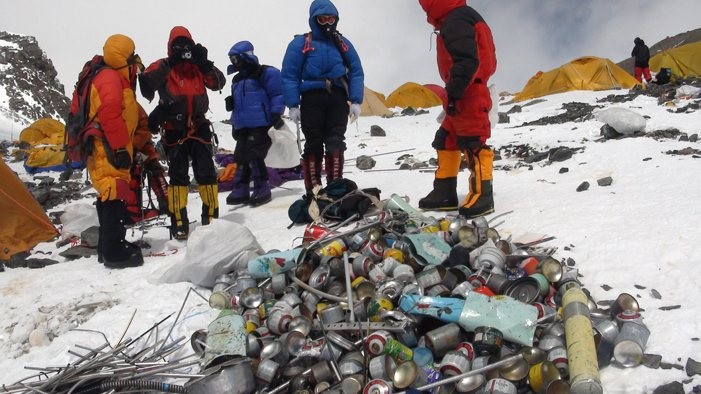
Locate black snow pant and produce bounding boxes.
[300,86,349,160]
[163,124,217,187]
[233,126,272,166]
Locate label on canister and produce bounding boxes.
[363,379,393,394]
[547,346,569,377]
[366,330,393,356]
[473,326,503,356]
[483,378,517,394]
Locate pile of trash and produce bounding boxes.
[5,196,651,394]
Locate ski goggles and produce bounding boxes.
[229,55,242,65]
[316,15,336,25]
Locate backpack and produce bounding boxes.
[288,178,381,225]
[655,68,672,85]
[63,55,107,168]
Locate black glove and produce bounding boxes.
[225,96,233,112]
[447,98,458,116]
[193,44,213,72]
[272,113,284,130]
[148,106,165,134]
[193,43,208,64]
[456,136,483,152]
[113,148,132,169]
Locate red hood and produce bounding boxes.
[419,0,466,27]
[167,26,194,56]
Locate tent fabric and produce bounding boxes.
[423,83,448,105]
[0,160,58,259]
[19,118,72,173]
[649,41,701,80]
[361,86,392,117]
[384,82,443,109]
[514,57,640,102]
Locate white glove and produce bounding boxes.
[288,107,301,124]
[436,110,446,124]
[349,103,361,124]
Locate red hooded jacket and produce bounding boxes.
[420,0,497,140]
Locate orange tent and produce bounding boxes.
[0,160,58,259]
[384,82,443,109]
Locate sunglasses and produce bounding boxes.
[229,55,241,65]
[316,15,336,25]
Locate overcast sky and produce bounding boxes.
[1,0,700,119]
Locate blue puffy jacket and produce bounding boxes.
[281,0,364,108]
[230,65,284,130]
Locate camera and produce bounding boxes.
[181,51,192,60]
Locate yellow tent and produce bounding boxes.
[18,118,69,172]
[384,82,443,109]
[514,56,639,102]
[0,160,58,259]
[361,86,392,117]
[650,41,701,79]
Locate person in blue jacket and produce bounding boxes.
[225,40,285,206]
[281,0,364,194]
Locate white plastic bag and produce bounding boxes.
[59,203,99,239]
[158,220,265,288]
[595,107,646,135]
[265,122,301,169]
[488,84,499,127]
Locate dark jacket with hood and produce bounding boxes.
[139,26,225,130]
[631,38,650,68]
[281,0,364,108]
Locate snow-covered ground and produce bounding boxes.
[1,89,700,392]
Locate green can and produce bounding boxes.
[383,338,414,362]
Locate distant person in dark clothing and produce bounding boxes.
[631,37,652,83]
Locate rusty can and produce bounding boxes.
[473,326,503,356]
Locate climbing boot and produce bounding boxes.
[199,184,219,225]
[249,159,272,206]
[419,150,461,211]
[100,200,144,269]
[458,147,495,219]
[226,164,250,205]
[168,185,190,240]
[324,150,344,184]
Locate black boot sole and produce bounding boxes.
[226,197,249,206]
[458,206,495,219]
[249,196,272,207]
